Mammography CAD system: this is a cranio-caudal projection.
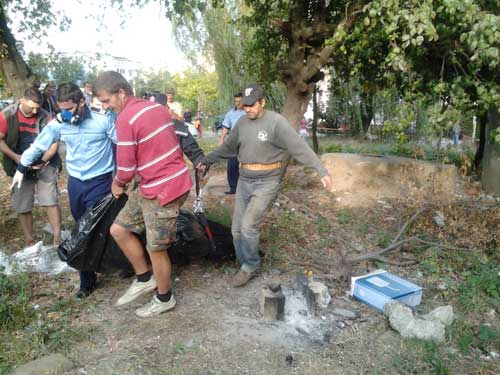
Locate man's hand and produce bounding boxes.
[111,181,125,198]
[30,161,49,170]
[321,175,333,192]
[196,162,208,175]
[10,170,24,190]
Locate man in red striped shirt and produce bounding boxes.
[95,71,192,318]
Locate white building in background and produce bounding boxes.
[60,51,140,81]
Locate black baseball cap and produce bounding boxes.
[242,84,265,106]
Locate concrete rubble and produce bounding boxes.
[12,353,74,375]
[384,301,456,342]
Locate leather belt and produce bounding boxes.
[239,161,283,171]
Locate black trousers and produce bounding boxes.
[227,157,239,193]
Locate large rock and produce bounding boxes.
[384,300,446,342]
[321,153,464,201]
[12,353,74,375]
[423,305,456,326]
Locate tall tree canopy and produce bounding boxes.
[165,0,365,127]
[0,0,71,97]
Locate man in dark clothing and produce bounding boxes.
[41,81,59,116]
[198,84,333,287]
[174,119,204,166]
[219,93,245,194]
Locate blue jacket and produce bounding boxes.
[19,107,116,181]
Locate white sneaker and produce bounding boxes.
[135,294,176,318]
[115,276,157,307]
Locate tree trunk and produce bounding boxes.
[312,84,319,153]
[280,81,313,129]
[480,106,500,195]
[360,92,373,134]
[473,109,488,170]
[0,5,35,98]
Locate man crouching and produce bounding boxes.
[94,71,192,318]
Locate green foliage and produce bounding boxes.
[426,104,461,139]
[130,69,173,98]
[0,273,33,330]
[205,205,232,228]
[27,52,89,84]
[0,273,94,373]
[382,101,416,144]
[4,0,71,42]
[452,321,500,356]
[457,259,500,313]
[336,208,354,225]
[172,68,219,113]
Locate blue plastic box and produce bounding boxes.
[350,269,423,312]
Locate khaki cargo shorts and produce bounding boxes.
[11,164,59,214]
[114,189,188,251]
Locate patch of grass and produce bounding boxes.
[315,216,332,234]
[357,221,370,234]
[419,248,499,314]
[451,320,500,356]
[205,205,232,228]
[174,343,186,355]
[316,137,476,168]
[0,273,96,374]
[374,228,393,247]
[390,339,449,375]
[336,208,354,225]
[274,211,306,242]
[457,259,500,314]
[0,273,34,330]
[196,137,219,154]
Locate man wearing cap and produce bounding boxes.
[198,84,333,287]
[165,87,183,121]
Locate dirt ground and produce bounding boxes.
[1,161,499,375]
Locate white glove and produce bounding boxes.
[10,170,24,190]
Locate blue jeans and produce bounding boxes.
[231,176,280,272]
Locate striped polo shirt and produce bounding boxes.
[114,97,192,206]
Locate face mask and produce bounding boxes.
[56,103,81,124]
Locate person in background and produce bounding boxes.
[12,83,116,299]
[198,84,332,287]
[165,87,183,121]
[41,81,59,116]
[183,108,192,123]
[299,117,308,138]
[453,120,461,146]
[82,81,93,108]
[193,115,203,138]
[95,71,192,318]
[219,92,245,195]
[0,87,62,246]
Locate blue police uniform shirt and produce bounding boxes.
[222,108,245,130]
[20,107,116,181]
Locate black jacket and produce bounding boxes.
[174,119,204,166]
